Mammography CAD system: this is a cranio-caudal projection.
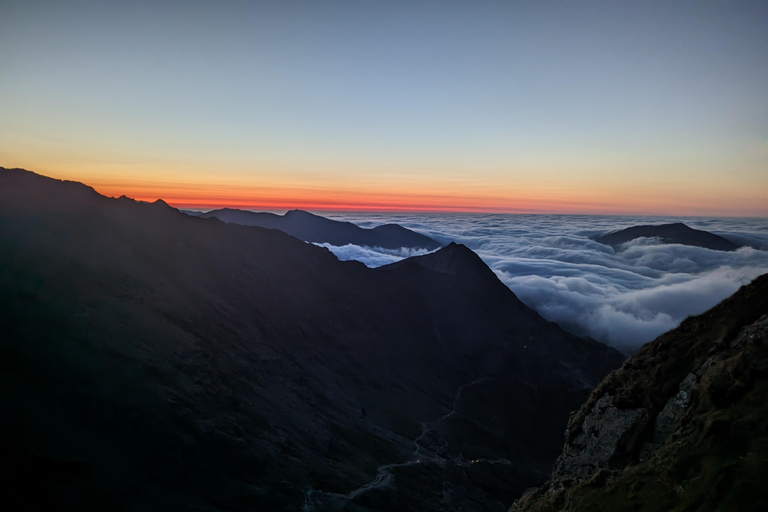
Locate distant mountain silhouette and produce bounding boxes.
[512,273,768,512]
[0,167,622,511]
[595,222,741,251]
[191,207,442,250]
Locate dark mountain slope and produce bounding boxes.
[595,222,741,251]
[0,168,622,511]
[511,273,768,512]
[194,207,442,250]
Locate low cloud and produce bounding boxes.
[319,214,768,353]
[314,243,434,268]
[499,264,764,353]
[488,241,768,353]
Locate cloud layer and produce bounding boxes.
[313,243,433,268]
[320,214,768,353]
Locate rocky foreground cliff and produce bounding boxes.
[511,273,768,512]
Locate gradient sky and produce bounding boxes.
[1,0,767,214]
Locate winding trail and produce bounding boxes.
[302,377,513,511]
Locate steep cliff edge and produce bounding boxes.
[511,273,768,512]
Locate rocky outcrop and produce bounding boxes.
[553,395,647,480]
[640,372,697,457]
[511,274,768,512]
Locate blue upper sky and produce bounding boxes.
[1,0,767,214]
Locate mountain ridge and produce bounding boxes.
[192,206,443,250]
[0,167,623,511]
[595,222,741,251]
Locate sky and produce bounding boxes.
[1,0,767,215]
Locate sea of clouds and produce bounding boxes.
[317,213,768,353]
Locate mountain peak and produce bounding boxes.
[284,209,316,217]
[388,242,499,283]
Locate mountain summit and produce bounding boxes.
[387,241,499,280]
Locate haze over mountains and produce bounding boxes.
[0,168,622,511]
[189,207,442,251]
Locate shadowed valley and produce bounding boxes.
[0,168,622,511]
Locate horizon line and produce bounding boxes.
[5,166,767,218]
[164,201,768,219]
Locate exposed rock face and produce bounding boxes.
[553,395,646,479]
[594,222,741,251]
[0,168,622,511]
[641,372,697,458]
[192,207,443,250]
[511,274,768,512]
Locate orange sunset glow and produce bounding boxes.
[29,165,764,217]
[1,0,767,217]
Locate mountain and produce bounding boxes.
[511,273,768,512]
[0,167,622,511]
[594,222,741,251]
[191,207,442,250]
